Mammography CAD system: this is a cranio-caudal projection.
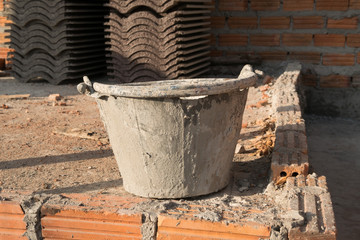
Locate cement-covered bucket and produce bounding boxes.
[77,65,256,198]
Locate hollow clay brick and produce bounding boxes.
[314,34,345,47]
[251,0,280,11]
[293,16,324,29]
[157,215,271,239]
[219,0,248,11]
[228,17,258,29]
[350,0,360,9]
[283,0,314,11]
[328,17,358,29]
[210,16,226,28]
[282,33,313,46]
[319,75,351,88]
[219,34,248,46]
[323,53,355,66]
[288,52,321,64]
[0,201,27,240]
[250,34,280,46]
[260,17,290,29]
[347,34,360,47]
[316,0,349,11]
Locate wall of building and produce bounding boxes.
[210,0,360,88]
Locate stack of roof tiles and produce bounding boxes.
[106,0,211,82]
[7,0,107,84]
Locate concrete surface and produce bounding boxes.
[305,115,360,240]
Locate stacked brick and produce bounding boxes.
[106,0,211,83]
[0,0,11,70]
[7,0,107,84]
[271,63,309,182]
[211,0,360,88]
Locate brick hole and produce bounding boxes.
[280,171,287,177]
[292,172,299,177]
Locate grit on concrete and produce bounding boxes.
[305,115,360,240]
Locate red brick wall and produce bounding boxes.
[211,0,360,88]
[0,0,11,70]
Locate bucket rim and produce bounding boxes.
[78,65,257,98]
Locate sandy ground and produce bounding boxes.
[306,115,360,240]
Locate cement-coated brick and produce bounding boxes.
[287,175,337,240]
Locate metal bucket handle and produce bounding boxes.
[78,64,257,98]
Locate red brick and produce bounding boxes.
[283,0,314,11]
[358,52,360,64]
[328,17,358,29]
[209,34,216,46]
[157,215,271,239]
[314,34,345,47]
[282,33,313,46]
[350,0,360,9]
[258,51,287,61]
[352,75,360,88]
[301,74,318,87]
[219,34,248,46]
[250,34,280,46]
[210,50,223,57]
[347,34,360,47]
[260,17,290,29]
[41,205,143,239]
[323,53,355,66]
[289,52,321,64]
[293,16,324,29]
[0,201,27,240]
[226,51,261,63]
[271,152,309,182]
[219,0,247,11]
[210,16,225,28]
[319,75,351,88]
[251,0,280,10]
[228,17,258,29]
[316,0,349,10]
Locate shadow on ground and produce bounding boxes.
[0,149,114,170]
[305,115,360,240]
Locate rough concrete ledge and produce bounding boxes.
[271,62,309,183]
